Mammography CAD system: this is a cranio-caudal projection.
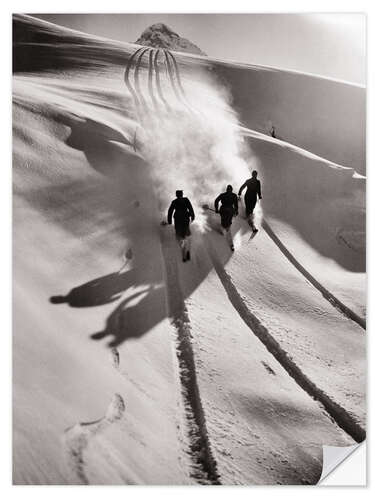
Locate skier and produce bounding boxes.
[167,190,195,262]
[238,170,262,233]
[214,185,238,251]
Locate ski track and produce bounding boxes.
[124,53,218,482]
[134,47,149,110]
[147,49,159,111]
[160,229,221,485]
[154,50,171,112]
[63,393,126,484]
[165,50,181,104]
[124,47,143,110]
[261,219,366,330]
[124,50,365,481]
[205,236,365,444]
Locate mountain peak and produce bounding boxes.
[135,23,206,56]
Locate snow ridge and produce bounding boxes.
[206,238,365,443]
[160,230,220,485]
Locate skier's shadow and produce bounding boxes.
[50,269,137,308]
[90,284,163,347]
[50,269,165,347]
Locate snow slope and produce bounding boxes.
[213,59,366,174]
[13,14,366,485]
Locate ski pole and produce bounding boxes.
[202,204,217,213]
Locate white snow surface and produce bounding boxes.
[13,14,365,485]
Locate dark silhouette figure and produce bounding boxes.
[214,185,238,251]
[50,269,137,308]
[167,190,195,262]
[270,126,276,138]
[50,271,166,347]
[90,285,164,347]
[238,170,262,232]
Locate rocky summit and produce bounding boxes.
[135,23,206,55]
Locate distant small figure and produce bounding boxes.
[270,125,276,138]
[238,170,262,233]
[214,184,238,251]
[167,190,195,262]
[117,248,133,274]
[125,248,133,260]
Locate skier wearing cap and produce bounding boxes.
[167,190,195,262]
[238,170,262,233]
[214,184,238,251]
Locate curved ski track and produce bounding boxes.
[261,219,365,329]
[124,47,191,115]
[205,235,365,443]
[123,48,365,481]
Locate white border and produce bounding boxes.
[2,1,373,498]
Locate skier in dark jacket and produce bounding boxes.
[167,190,195,262]
[238,170,262,233]
[214,185,238,251]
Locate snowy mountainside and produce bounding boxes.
[13,14,365,485]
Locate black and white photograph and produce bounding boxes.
[12,11,366,486]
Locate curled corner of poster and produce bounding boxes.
[319,441,366,486]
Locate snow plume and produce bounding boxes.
[135,69,258,229]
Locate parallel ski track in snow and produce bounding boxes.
[124,44,365,461]
[160,230,220,485]
[125,46,190,114]
[153,50,171,112]
[261,219,365,330]
[205,236,365,443]
[133,47,150,110]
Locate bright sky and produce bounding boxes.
[33,13,366,84]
